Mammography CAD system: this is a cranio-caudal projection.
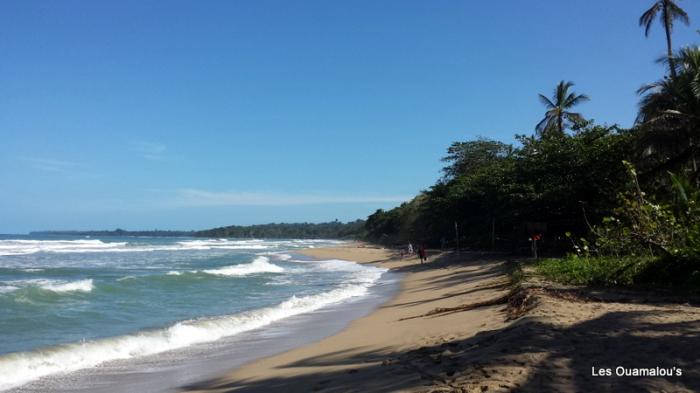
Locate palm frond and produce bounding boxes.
[564,93,590,108]
[637,80,663,95]
[667,1,690,26]
[538,94,555,109]
[535,115,554,133]
[692,74,700,99]
[639,2,661,37]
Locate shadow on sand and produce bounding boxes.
[181,252,700,393]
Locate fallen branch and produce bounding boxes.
[400,293,511,321]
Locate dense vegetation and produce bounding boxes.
[195,220,365,239]
[35,220,366,240]
[364,3,700,290]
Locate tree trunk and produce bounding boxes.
[663,2,677,78]
[557,112,563,135]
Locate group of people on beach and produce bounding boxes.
[406,242,427,263]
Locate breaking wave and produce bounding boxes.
[0,239,345,256]
[0,278,94,295]
[0,261,386,390]
[201,256,284,276]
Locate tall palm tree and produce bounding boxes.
[536,81,589,137]
[639,0,690,78]
[637,46,700,177]
[638,47,700,125]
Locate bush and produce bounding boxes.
[636,255,700,291]
[536,254,700,292]
[536,255,655,287]
[588,162,700,259]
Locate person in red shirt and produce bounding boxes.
[418,245,427,263]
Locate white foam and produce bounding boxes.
[176,239,272,250]
[1,278,94,294]
[0,239,126,256]
[258,252,293,261]
[0,261,386,391]
[40,279,94,293]
[289,258,369,274]
[202,256,284,276]
[0,285,19,294]
[0,238,344,257]
[166,271,182,276]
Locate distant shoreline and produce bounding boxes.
[28,230,195,237]
[27,220,365,240]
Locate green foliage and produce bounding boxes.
[441,139,513,180]
[196,220,365,239]
[365,196,426,244]
[536,256,655,287]
[544,163,700,292]
[636,46,700,179]
[364,121,633,249]
[590,162,700,260]
[536,253,700,292]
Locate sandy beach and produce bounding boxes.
[183,244,700,393]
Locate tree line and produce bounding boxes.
[35,220,366,240]
[364,0,699,266]
[195,220,366,239]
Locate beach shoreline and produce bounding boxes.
[183,243,512,392]
[182,244,700,393]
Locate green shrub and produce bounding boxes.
[536,254,700,292]
[536,255,655,286]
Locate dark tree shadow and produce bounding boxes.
[181,307,700,393]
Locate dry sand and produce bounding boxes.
[182,244,700,392]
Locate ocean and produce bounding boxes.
[0,235,395,392]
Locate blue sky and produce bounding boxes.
[1,0,699,233]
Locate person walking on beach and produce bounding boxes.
[418,244,427,263]
[407,242,414,255]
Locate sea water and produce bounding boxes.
[0,235,391,391]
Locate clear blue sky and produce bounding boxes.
[1,0,699,233]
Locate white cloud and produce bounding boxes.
[131,141,166,160]
[170,189,410,207]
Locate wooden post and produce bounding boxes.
[532,238,538,259]
[531,234,541,259]
[454,221,460,256]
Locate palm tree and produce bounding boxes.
[536,81,589,137]
[639,0,690,78]
[637,46,700,177]
[639,47,700,120]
